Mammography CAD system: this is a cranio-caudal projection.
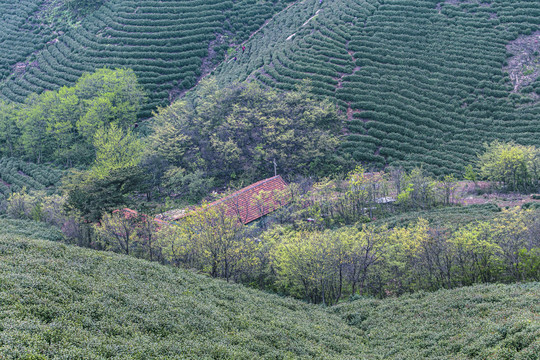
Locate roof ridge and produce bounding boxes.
[205,175,283,208]
[171,175,289,222]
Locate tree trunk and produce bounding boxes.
[336,264,343,303]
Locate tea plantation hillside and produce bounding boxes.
[370,203,502,228]
[0,230,365,359]
[0,0,293,117]
[332,283,540,359]
[1,222,539,359]
[213,0,540,174]
[0,0,101,83]
[0,157,62,201]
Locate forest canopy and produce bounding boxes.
[149,79,344,194]
[0,68,145,166]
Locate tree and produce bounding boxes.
[74,68,145,127]
[63,122,147,222]
[17,93,55,163]
[162,167,214,201]
[341,224,389,296]
[180,203,251,281]
[449,221,502,285]
[64,166,147,223]
[149,79,342,186]
[440,174,457,205]
[490,208,531,280]
[74,68,145,145]
[272,230,339,305]
[396,168,437,209]
[386,218,431,293]
[90,124,144,179]
[95,211,141,255]
[464,164,477,185]
[477,141,539,192]
[0,100,21,157]
[1,68,145,165]
[46,86,81,166]
[157,222,196,267]
[148,100,193,163]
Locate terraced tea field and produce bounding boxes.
[0,0,293,117]
[0,157,62,200]
[214,0,540,174]
[3,0,540,174]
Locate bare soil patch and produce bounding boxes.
[504,31,540,93]
[455,181,540,208]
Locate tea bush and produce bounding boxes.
[213,0,540,174]
[0,157,62,201]
[0,233,364,359]
[0,227,538,359]
[0,0,294,118]
[332,283,540,359]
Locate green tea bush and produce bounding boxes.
[0,226,538,359]
[0,158,62,200]
[0,218,63,241]
[0,233,363,359]
[332,283,540,359]
[0,0,295,118]
[212,0,540,174]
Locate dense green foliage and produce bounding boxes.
[478,141,540,192]
[10,161,539,305]
[64,166,148,222]
[150,80,342,190]
[0,0,294,117]
[261,207,540,303]
[0,68,144,166]
[0,157,62,201]
[332,283,540,359]
[0,227,538,359]
[0,232,364,359]
[214,0,540,174]
[93,166,538,304]
[62,123,147,223]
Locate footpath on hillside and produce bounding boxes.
[454,181,540,208]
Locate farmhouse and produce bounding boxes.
[120,176,290,226]
[169,175,290,224]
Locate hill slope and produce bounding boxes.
[0,0,293,117]
[333,283,540,359]
[212,0,540,174]
[1,222,539,359]
[0,229,364,359]
[0,157,63,201]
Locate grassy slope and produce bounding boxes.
[212,0,540,175]
[0,219,539,359]
[332,284,540,359]
[0,227,364,359]
[0,0,293,117]
[0,157,63,201]
[370,203,502,228]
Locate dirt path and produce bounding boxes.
[454,181,540,208]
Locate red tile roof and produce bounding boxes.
[173,175,290,224]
